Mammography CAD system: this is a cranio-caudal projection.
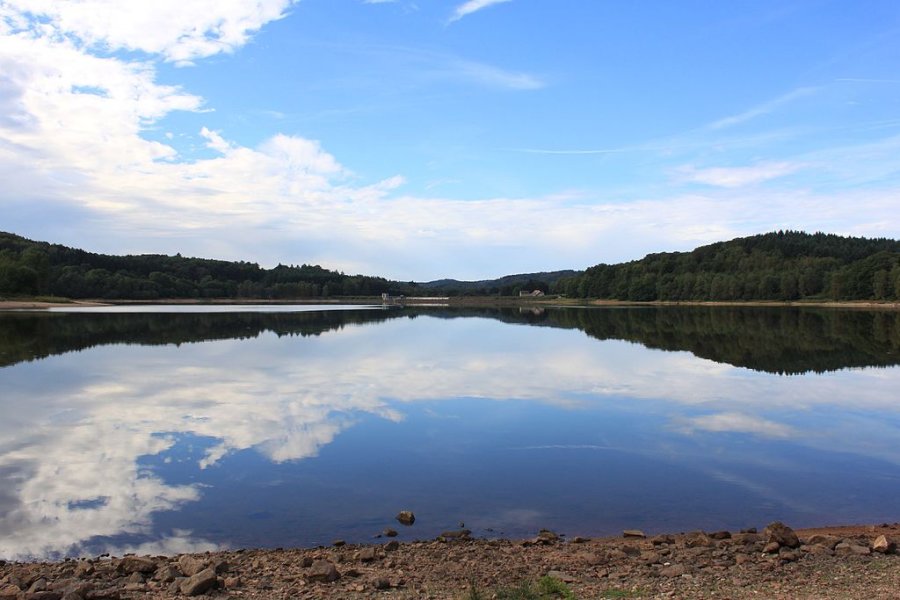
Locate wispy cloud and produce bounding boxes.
[449,0,513,23]
[676,161,802,188]
[709,87,818,130]
[449,58,543,90]
[513,148,628,155]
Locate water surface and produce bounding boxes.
[1,305,899,560]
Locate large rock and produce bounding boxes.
[683,531,713,548]
[622,529,646,539]
[396,511,415,526]
[178,555,209,577]
[179,568,218,596]
[872,534,895,554]
[805,534,840,549]
[117,556,156,574]
[0,585,22,600]
[763,521,800,549]
[307,560,340,583]
[835,542,870,556]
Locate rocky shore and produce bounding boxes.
[2,522,898,599]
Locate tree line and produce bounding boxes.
[2,230,899,301]
[0,232,406,299]
[557,231,900,302]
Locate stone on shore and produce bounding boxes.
[307,560,340,583]
[178,555,209,577]
[179,567,218,596]
[117,556,156,574]
[623,529,646,539]
[764,521,800,549]
[872,534,894,554]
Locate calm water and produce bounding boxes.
[1,305,899,560]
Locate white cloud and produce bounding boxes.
[449,0,512,23]
[2,0,297,63]
[677,161,801,188]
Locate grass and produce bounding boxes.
[465,576,577,600]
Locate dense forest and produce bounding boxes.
[559,231,900,301]
[1,230,899,301]
[0,232,403,299]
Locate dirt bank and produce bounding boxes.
[2,522,898,599]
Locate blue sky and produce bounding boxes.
[1,0,899,280]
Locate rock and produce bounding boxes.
[650,534,675,546]
[396,511,415,526]
[709,530,732,540]
[300,556,313,568]
[307,560,340,583]
[154,565,179,583]
[438,529,471,541]
[732,532,761,544]
[683,531,713,548]
[385,540,400,552]
[117,556,156,574]
[1,585,21,600]
[28,578,49,593]
[835,542,870,556]
[642,551,662,565]
[223,576,242,588]
[763,541,781,554]
[179,567,218,596]
[805,534,840,549]
[27,592,62,600]
[177,555,208,577]
[535,529,559,544]
[373,578,390,590]
[659,564,687,577]
[872,534,895,554]
[571,536,590,544]
[211,559,229,574]
[734,554,752,565]
[623,529,646,539]
[740,527,758,534]
[763,521,800,549]
[74,562,94,579]
[383,528,398,537]
[84,587,121,600]
[357,547,377,562]
[124,572,143,585]
[332,540,346,547]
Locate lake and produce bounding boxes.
[1,305,899,561]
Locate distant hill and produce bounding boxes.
[419,270,579,296]
[561,231,900,301]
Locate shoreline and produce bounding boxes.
[2,522,898,599]
[1,297,899,311]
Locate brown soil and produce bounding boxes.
[2,523,899,599]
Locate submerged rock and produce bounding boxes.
[396,511,415,526]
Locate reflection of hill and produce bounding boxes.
[1,306,898,375]
[0,310,397,367]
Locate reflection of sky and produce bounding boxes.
[2,311,900,559]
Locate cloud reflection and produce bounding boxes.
[1,313,899,559]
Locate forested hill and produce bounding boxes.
[0,232,403,299]
[561,231,900,301]
[2,230,899,301]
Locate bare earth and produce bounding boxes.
[2,523,899,599]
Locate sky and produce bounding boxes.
[1,0,899,280]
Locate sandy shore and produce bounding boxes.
[1,522,898,599]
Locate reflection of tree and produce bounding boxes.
[1,306,898,375]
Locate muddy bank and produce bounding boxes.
[2,522,898,599]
